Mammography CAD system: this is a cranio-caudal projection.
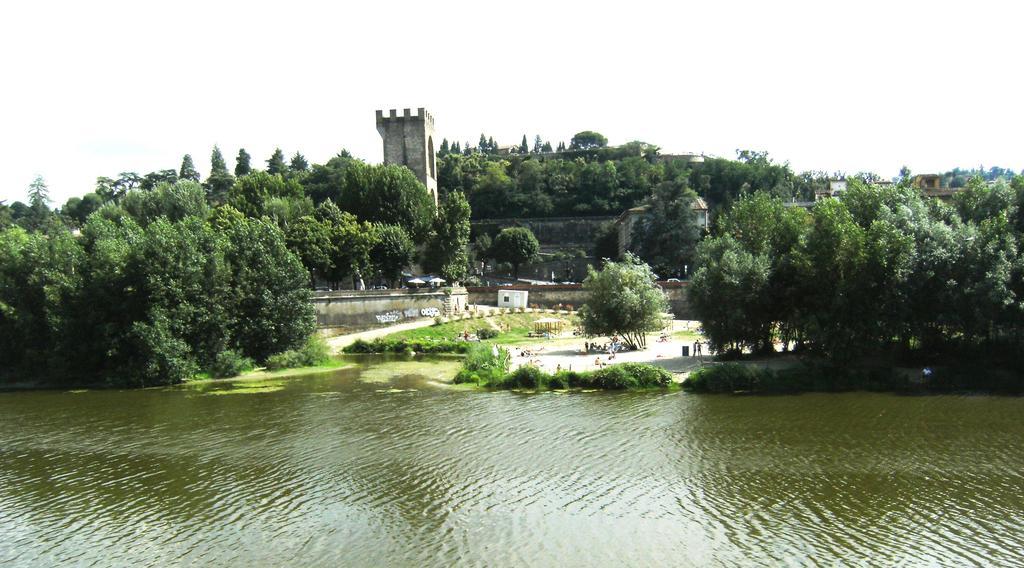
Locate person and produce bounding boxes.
[463,330,470,341]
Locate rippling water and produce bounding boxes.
[1,357,1023,566]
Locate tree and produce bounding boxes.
[301,152,358,204]
[592,221,620,266]
[629,179,701,277]
[179,155,200,182]
[339,162,435,240]
[140,170,178,191]
[533,135,543,154]
[235,148,252,176]
[228,171,304,218]
[371,224,415,287]
[491,227,539,280]
[206,146,234,203]
[290,152,309,173]
[285,214,334,285]
[578,253,668,350]
[520,135,529,154]
[423,191,472,283]
[25,176,52,229]
[219,212,315,362]
[570,131,608,150]
[689,236,772,353]
[27,175,49,209]
[266,148,287,175]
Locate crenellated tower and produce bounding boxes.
[375,108,438,206]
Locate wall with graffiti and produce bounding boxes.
[312,288,466,330]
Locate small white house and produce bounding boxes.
[497,289,529,309]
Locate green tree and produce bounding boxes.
[340,162,435,240]
[235,148,252,176]
[266,148,287,175]
[592,221,620,266]
[219,213,315,361]
[578,253,668,349]
[285,214,333,285]
[228,171,304,218]
[140,170,178,191]
[491,226,539,280]
[205,146,235,203]
[290,152,309,172]
[371,224,415,287]
[179,155,200,182]
[423,191,472,283]
[629,179,701,277]
[689,236,772,353]
[570,131,608,150]
[301,152,358,204]
[27,175,49,209]
[520,135,529,154]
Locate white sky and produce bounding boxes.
[1,0,1021,205]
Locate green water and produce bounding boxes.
[1,357,1022,566]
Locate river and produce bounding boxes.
[1,357,1022,566]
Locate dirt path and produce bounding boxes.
[324,319,437,353]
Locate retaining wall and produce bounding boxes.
[313,287,468,330]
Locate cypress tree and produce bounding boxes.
[267,148,287,175]
[289,152,309,172]
[235,148,252,176]
[179,154,200,182]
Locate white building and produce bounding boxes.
[497,289,529,309]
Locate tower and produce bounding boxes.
[375,108,438,206]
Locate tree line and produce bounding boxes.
[436,135,842,220]
[690,174,1024,371]
[0,146,474,387]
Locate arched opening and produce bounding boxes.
[428,136,436,179]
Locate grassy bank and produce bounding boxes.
[452,343,674,391]
[683,361,1024,394]
[381,312,579,346]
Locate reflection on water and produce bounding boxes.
[1,356,1022,566]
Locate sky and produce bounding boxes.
[1,0,1021,205]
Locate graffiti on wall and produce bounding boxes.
[374,307,441,324]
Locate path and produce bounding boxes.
[325,319,437,353]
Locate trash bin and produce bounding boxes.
[681,345,690,357]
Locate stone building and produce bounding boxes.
[375,108,439,206]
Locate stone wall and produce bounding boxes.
[467,282,692,319]
[313,287,468,330]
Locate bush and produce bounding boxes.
[453,343,509,384]
[455,357,672,391]
[265,334,331,371]
[476,327,499,340]
[343,337,469,355]
[209,349,255,379]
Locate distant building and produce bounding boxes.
[615,198,709,257]
[912,174,958,201]
[816,180,848,201]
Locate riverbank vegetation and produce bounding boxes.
[1,145,474,388]
[690,175,1024,388]
[684,362,1024,394]
[451,344,673,390]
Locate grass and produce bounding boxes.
[186,358,350,384]
[382,312,580,346]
